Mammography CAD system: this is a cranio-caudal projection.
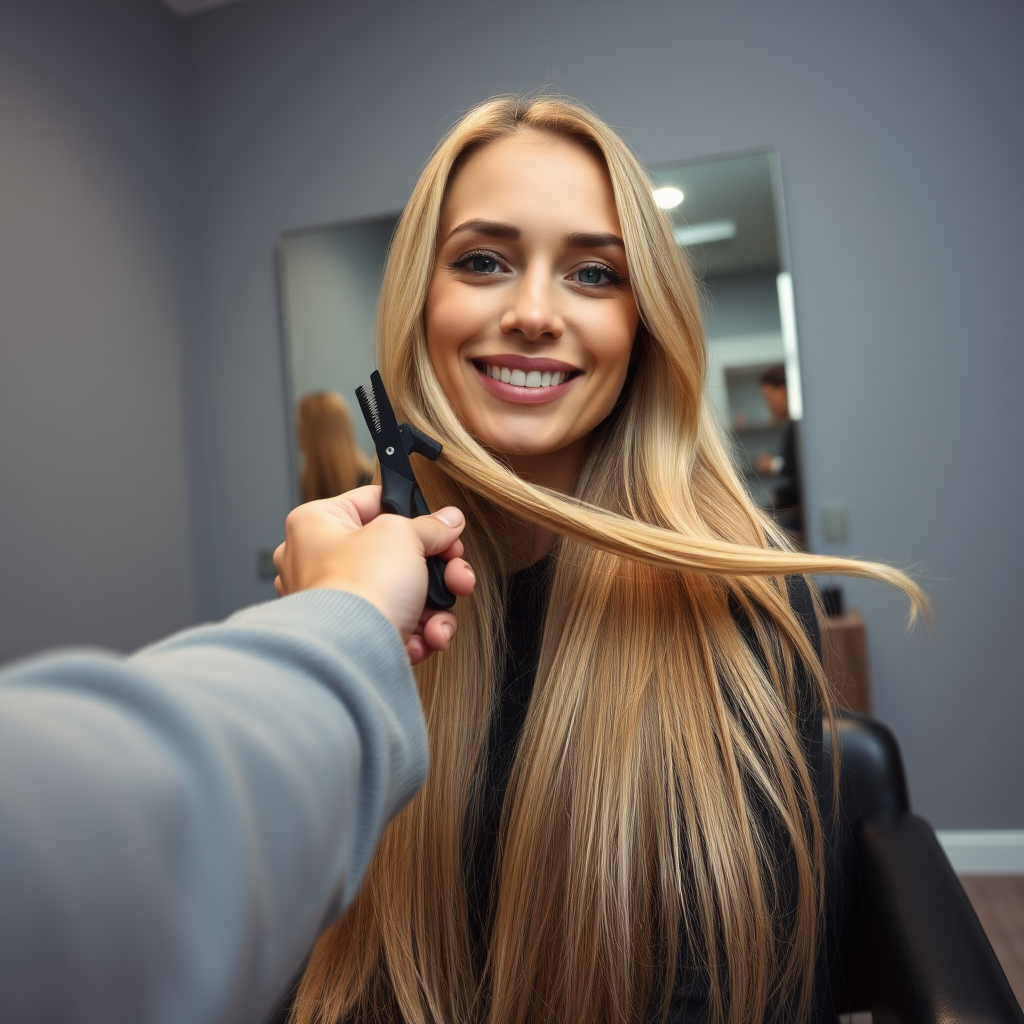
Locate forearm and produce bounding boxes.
[0,590,427,1024]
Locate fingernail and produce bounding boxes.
[433,507,463,528]
[441,623,454,641]
[464,563,475,577]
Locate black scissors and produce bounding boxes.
[355,370,456,611]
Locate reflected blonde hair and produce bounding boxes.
[292,96,924,1024]
[298,391,373,502]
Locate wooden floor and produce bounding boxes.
[960,875,1024,1008]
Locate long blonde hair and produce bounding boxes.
[298,391,373,502]
[292,96,924,1024]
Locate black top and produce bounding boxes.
[464,557,826,1023]
[465,556,556,959]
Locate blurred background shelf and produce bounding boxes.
[822,609,871,713]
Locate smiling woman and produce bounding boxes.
[287,96,925,1024]
[425,132,638,507]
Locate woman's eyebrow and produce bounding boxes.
[445,219,520,243]
[563,231,625,250]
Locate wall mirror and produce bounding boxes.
[650,150,804,539]
[278,148,804,538]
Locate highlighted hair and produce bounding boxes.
[292,96,925,1024]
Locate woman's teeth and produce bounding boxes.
[483,364,570,388]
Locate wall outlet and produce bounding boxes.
[821,503,848,543]
[257,548,277,580]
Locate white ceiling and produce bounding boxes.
[161,0,247,16]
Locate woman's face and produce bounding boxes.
[425,130,639,488]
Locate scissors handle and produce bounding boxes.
[411,487,456,611]
[378,466,455,611]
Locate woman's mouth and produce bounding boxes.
[471,359,582,404]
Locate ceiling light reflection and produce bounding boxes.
[653,186,684,209]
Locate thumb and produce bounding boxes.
[411,506,466,556]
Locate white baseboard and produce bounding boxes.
[936,829,1024,874]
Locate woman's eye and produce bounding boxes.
[573,264,621,287]
[470,255,500,274]
[452,251,505,275]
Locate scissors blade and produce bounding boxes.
[356,371,415,483]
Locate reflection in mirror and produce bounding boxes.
[278,213,399,501]
[651,150,805,543]
[278,150,804,540]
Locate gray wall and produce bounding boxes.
[184,0,1024,829]
[0,0,205,659]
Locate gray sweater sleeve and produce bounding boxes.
[0,590,428,1024]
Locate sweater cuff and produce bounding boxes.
[231,589,403,652]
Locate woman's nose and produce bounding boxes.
[500,265,564,341]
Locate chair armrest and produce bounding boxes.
[857,811,1023,1024]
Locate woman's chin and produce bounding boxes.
[477,432,564,462]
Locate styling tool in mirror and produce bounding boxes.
[355,370,456,611]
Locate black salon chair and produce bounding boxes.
[824,709,1023,1023]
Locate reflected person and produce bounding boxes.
[754,364,803,536]
[298,391,374,502]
